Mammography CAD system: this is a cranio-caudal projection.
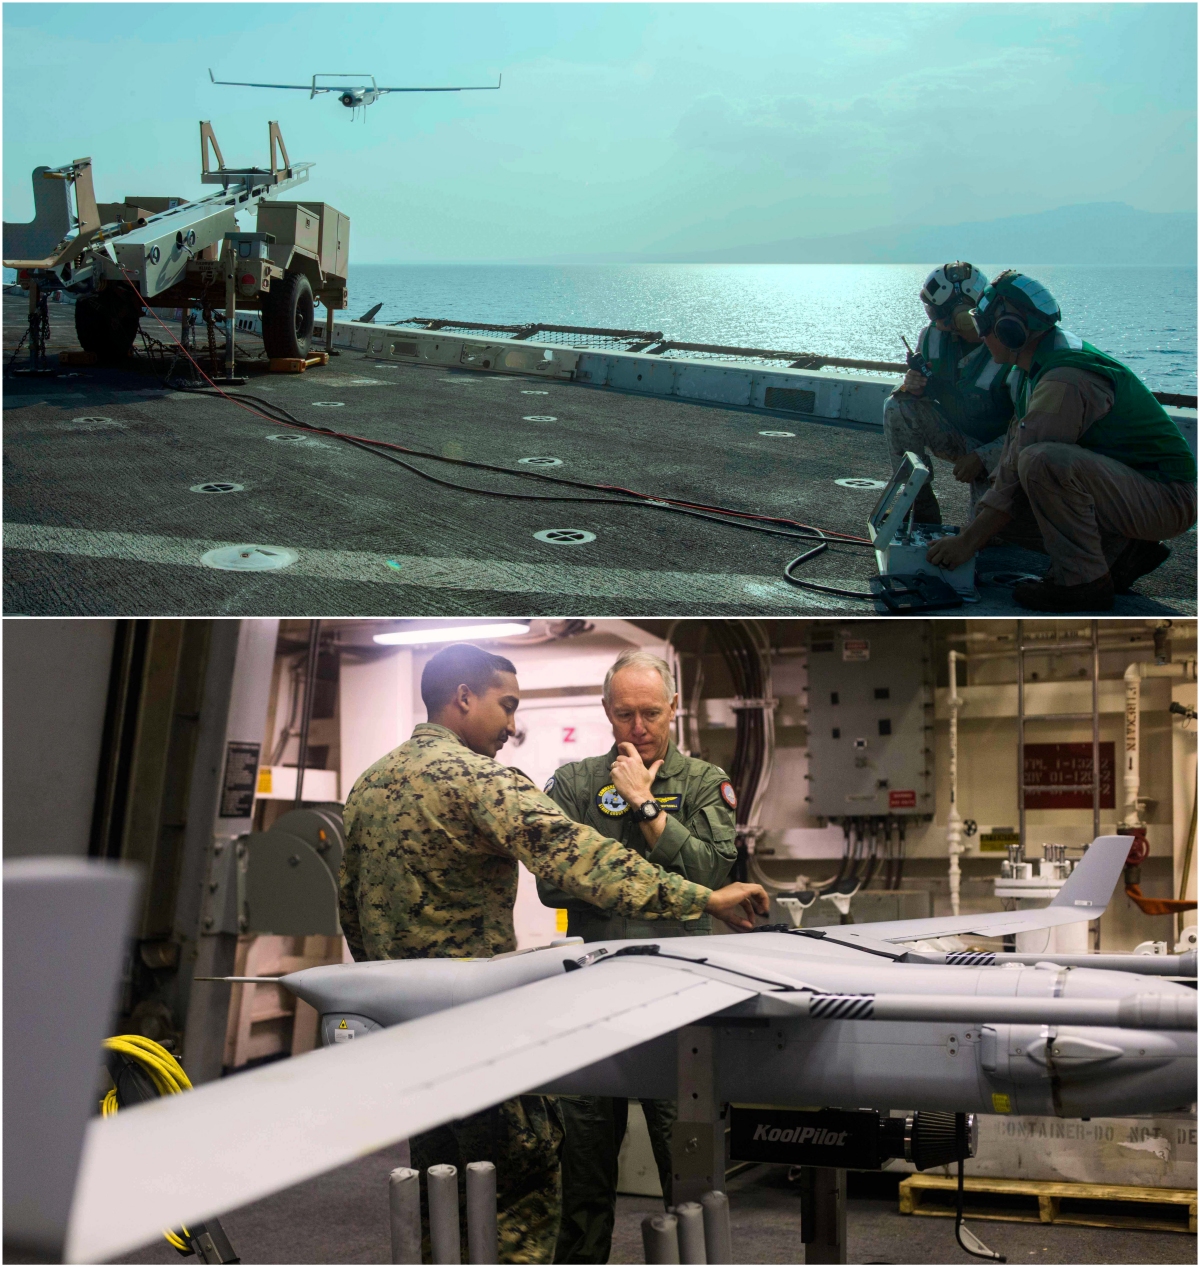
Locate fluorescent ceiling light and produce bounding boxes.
[373,622,531,646]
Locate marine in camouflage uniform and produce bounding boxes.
[883,321,1015,520]
[339,722,714,1264]
[536,743,738,1264]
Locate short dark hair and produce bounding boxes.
[421,643,518,714]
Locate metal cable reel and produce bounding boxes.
[269,805,346,875]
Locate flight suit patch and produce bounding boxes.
[596,784,629,816]
[544,774,556,794]
[655,794,682,813]
[719,781,738,809]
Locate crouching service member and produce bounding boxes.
[338,643,768,1264]
[884,262,1014,521]
[926,271,1197,611]
[537,649,739,1265]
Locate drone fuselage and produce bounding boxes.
[340,89,379,108]
[280,933,1197,1121]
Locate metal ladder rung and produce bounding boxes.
[1021,712,1097,723]
[1018,642,1096,653]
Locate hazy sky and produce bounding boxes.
[4,4,1195,262]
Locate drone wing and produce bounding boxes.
[377,74,502,93]
[813,835,1131,944]
[208,68,321,91]
[65,962,750,1263]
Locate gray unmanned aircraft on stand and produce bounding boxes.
[208,69,502,119]
[65,835,1196,1263]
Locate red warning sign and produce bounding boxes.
[889,790,917,809]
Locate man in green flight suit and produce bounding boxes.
[339,643,767,1265]
[926,270,1197,611]
[884,261,1015,524]
[537,649,739,1264]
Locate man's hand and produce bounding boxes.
[926,505,1012,571]
[952,452,985,483]
[705,882,770,932]
[610,742,661,809]
[900,369,926,397]
[925,534,976,570]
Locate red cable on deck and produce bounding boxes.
[117,271,872,546]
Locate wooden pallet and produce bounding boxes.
[899,1173,1197,1234]
[268,351,329,373]
[58,349,99,365]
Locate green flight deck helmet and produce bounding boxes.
[970,269,1061,349]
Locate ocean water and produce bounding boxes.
[345,263,1198,394]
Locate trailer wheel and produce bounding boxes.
[261,272,315,359]
[74,286,143,360]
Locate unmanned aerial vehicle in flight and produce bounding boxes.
[64,836,1196,1262]
[208,69,501,118]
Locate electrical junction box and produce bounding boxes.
[869,453,977,600]
[805,623,933,820]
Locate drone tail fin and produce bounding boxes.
[1049,835,1131,913]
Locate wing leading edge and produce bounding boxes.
[207,69,501,93]
[65,964,751,1264]
[813,835,1132,944]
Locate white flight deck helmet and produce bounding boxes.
[919,261,989,325]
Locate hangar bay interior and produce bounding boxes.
[3,617,1196,1265]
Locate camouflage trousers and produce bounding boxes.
[553,1096,677,1265]
[882,392,1005,518]
[411,1094,563,1264]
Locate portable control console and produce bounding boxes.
[868,453,977,600]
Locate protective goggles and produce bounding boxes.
[968,289,999,336]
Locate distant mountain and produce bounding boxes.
[635,203,1197,266]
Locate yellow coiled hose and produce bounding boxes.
[101,1035,194,1253]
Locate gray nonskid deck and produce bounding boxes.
[3,298,1194,616]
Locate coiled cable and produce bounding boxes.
[101,1035,196,1256]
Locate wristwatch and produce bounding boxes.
[632,799,662,823]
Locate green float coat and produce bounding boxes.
[1019,330,1196,484]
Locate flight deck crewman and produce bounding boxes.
[537,649,738,1265]
[338,642,768,1265]
[926,271,1197,611]
[884,262,1015,523]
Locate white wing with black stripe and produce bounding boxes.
[65,963,751,1264]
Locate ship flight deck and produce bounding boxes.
[3,296,1195,617]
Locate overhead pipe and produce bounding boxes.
[294,618,321,807]
[1122,657,1196,829]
